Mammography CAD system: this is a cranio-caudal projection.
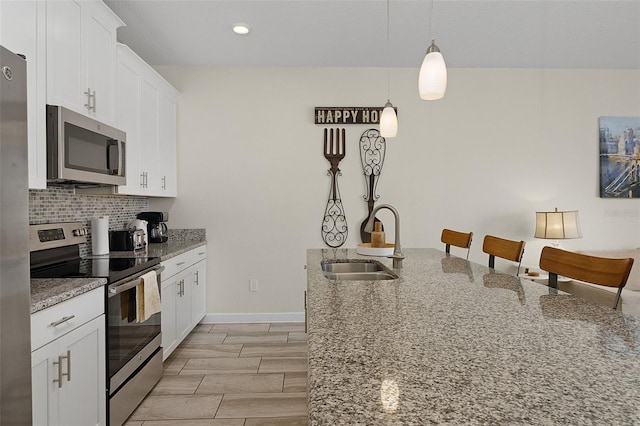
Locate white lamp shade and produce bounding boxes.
[418,51,447,100]
[534,209,582,239]
[380,104,398,138]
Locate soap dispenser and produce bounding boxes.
[371,222,385,248]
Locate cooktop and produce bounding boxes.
[31,256,160,283]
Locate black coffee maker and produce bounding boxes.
[136,212,169,243]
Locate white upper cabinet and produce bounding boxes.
[0,0,47,189]
[116,43,178,197]
[47,0,123,126]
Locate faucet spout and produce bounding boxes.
[364,204,404,268]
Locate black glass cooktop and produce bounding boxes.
[31,256,160,283]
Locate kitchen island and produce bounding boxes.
[306,248,640,424]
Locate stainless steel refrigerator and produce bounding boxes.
[0,44,32,424]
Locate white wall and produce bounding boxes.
[150,66,640,316]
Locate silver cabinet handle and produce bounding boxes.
[84,88,91,110]
[197,252,205,256]
[84,88,96,112]
[50,315,75,327]
[63,350,71,382]
[140,172,148,188]
[194,270,199,285]
[53,350,71,388]
[177,261,186,266]
[162,176,166,190]
[53,356,64,388]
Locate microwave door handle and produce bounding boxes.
[107,140,118,175]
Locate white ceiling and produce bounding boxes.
[103,0,640,69]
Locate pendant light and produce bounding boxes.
[418,0,447,100]
[380,0,398,138]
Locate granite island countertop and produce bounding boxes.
[306,248,640,425]
[31,238,206,314]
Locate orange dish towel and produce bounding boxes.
[136,270,161,322]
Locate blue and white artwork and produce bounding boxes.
[599,116,640,198]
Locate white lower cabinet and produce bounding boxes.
[161,245,207,360]
[31,288,106,426]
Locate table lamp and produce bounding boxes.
[534,207,582,247]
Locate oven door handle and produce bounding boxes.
[108,266,165,297]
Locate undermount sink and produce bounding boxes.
[320,260,398,281]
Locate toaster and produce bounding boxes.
[109,229,146,251]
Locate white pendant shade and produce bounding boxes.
[418,42,447,100]
[380,101,398,138]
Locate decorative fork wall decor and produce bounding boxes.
[321,128,348,248]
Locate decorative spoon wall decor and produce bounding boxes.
[321,128,348,248]
[359,129,386,242]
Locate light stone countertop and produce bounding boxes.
[306,248,640,425]
[30,238,206,314]
[31,277,107,314]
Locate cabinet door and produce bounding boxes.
[161,276,178,360]
[47,0,84,112]
[191,259,207,325]
[83,1,119,125]
[157,91,177,196]
[138,79,160,194]
[57,315,106,426]
[115,48,142,195]
[31,315,105,426]
[31,341,60,426]
[176,268,193,343]
[0,0,47,189]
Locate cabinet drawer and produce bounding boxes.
[161,250,194,280]
[193,245,207,262]
[31,287,104,351]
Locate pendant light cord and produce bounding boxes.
[430,0,434,40]
[386,0,391,100]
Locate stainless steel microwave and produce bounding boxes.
[46,105,126,186]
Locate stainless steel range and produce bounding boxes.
[30,222,164,426]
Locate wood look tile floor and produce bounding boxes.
[125,323,308,426]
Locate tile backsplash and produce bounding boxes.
[29,187,149,255]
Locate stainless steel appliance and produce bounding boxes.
[110,229,147,251]
[128,219,149,247]
[30,222,163,426]
[136,212,169,243]
[46,105,126,186]
[0,44,32,425]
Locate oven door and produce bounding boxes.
[107,266,163,394]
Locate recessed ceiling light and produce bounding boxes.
[232,24,250,35]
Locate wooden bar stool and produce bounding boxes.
[482,235,525,274]
[539,246,634,309]
[441,229,473,259]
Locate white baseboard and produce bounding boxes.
[202,312,305,323]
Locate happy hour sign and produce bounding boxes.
[314,107,397,125]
